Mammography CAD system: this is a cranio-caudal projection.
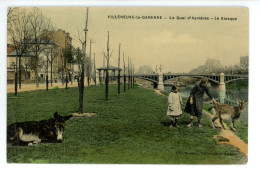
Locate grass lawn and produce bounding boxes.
[7,85,247,164]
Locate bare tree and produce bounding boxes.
[133,64,135,88]
[137,65,154,74]
[43,48,51,91]
[86,39,95,86]
[7,8,32,94]
[104,31,113,101]
[77,8,89,114]
[118,43,121,94]
[123,53,126,92]
[93,53,96,86]
[128,56,130,89]
[7,7,19,24]
[28,7,54,87]
[50,47,59,86]
[130,58,133,88]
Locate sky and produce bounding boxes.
[32,7,248,73]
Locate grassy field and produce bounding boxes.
[7,85,247,164]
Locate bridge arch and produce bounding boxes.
[163,75,220,84]
[136,76,158,83]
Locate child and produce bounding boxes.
[167,85,184,128]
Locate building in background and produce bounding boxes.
[7,29,73,84]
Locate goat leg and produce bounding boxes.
[219,114,225,130]
[211,117,218,129]
[231,118,236,131]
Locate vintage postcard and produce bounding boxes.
[6,7,248,164]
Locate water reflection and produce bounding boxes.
[164,85,248,122]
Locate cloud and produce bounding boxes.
[142,31,201,45]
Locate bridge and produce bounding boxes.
[134,72,248,91]
[135,73,248,84]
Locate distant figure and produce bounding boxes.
[184,78,217,128]
[167,85,184,128]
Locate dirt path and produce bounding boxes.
[203,111,248,156]
[7,82,80,93]
[154,89,248,156]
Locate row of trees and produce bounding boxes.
[8,8,56,94]
[8,7,136,114]
[74,8,137,114]
[189,58,248,75]
[8,8,76,95]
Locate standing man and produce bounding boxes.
[184,78,217,128]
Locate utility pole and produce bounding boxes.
[118,43,121,94]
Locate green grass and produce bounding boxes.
[233,120,248,143]
[226,81,248,89]
[7,85,247,164]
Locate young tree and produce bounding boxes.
[28,7,54,87]
[130,58,133,88]
[43,48,51,91]
[128,56,130,89]
[85,40,95,86]
[7,8,32,93]
[93,53,96,86]
[77,7,89,114]
[123,53,126,92]
[104,31,113,101]
[118,43,121,94]
[63,45,74,89]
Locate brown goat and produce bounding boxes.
[209,101,247,131]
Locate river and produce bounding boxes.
[164,85,248,122]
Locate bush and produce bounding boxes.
[52,86,59,90]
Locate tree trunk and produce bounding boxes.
[133,76,135,88]
[66,72,68,89]
[18,56,21,89]
[46,59,49,91]
[78,68,84,114]
[51,61,53,86]
[105,70,109,101]
[65,72,68,89]
[35,69,39,87]
[124,73,126,92]
[118,71,120,94]
[46,75,49,91]
[15,72,18,96]
[62,68,64,86]
[128,75,130,89]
